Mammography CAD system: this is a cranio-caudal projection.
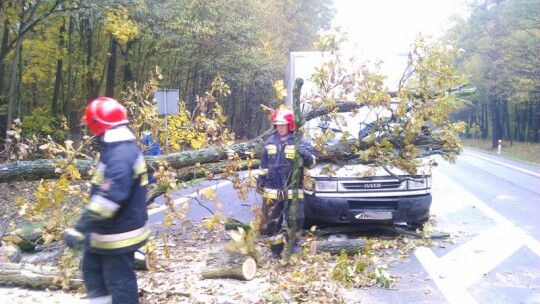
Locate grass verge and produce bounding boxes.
[460,138,540,166]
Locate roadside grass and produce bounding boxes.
[460,138,540,166]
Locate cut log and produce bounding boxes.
[0,244,22,263]
[0,262,83,289]
[201,251,256,281]
[315,239,366,256]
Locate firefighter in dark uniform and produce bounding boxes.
[64,97,150,304]
[257,107,316,258]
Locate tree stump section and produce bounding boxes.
[201,251,256,281]
[315,239,366,255]
[0,262,83,289]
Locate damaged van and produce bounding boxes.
[301,111,432,228]
[285,52,432,228]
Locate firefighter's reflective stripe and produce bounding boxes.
[87,194,120,218]
[307,158,317,169]
[258,169,268,176]
[133,154,148,186]
[90,225,150,249]
[266,144,277,154]
[269,233,284,245]
[91,162,106,185]
[284,145,296,159]
[262,188,304,199]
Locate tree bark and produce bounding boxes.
[0,262,83,289]
[0,131,451,183]
[314,239,366,256]
[201,251,256,281]
[52,18,66,120]
[105,37,118,97]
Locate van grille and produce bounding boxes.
[348,200,398,211]
[342,181,402,190]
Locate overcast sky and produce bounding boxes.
[330,0,469,87]
[331,0,469,58]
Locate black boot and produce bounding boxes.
[270,243,284,259]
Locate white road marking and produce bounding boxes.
[415,172,540,304]
[147,172,253,216]
[147,179,233,216]
[464,150,540,178]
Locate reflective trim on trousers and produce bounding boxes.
[262,188,304,199]
[90,224,150,250]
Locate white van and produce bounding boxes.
[285,52,432,228]
[302,111,432,228]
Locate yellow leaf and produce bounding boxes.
[202,188,218,200]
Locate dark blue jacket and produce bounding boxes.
[258,132,316,198]
[77,126,150,255]
[141,133,161,184]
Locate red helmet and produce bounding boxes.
[81,97,129,136]
[271,108,294,132]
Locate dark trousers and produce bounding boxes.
[262,198,304,237]
[82,250,139,304]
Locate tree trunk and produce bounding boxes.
[314,239,366,256]
[51,19,65,120]
[5,35,22,142]
[0,18,9,139]
[0,129,451,183]
[489,84,502,149]
[122,39,135,88]
[201,251,256,280]
[0,262,83,289]
[84,17,98,102]
[105,37,117,97]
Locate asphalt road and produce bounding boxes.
[349,149,540,304]
[146,148,540,303]
[2,148,538,303]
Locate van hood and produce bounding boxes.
[307,161,432,178]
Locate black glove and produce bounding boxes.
[75,209,110,231]
[256,175,265,194]
[257,175,265,188]
[63,228,84,249]
[297,145,311,158]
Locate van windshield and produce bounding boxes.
[306,108,393,144]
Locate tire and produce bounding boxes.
[406,213,430,231]
[302,217,319,230]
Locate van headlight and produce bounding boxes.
[407,178,427,190]
[315,180,338,192]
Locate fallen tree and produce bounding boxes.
[0,131,454,183]
[0,262,83,289]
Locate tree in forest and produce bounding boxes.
[447,0,540,145]
[0,0,69,143]
[0,0,335,149]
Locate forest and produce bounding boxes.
[446,0,539,146]
[0,0,538,156]
[0,0,538,301]
[0,0,334,150]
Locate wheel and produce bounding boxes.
[302,217,319,230]
[406,213,430,231]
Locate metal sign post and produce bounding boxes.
[154,89,179,152]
